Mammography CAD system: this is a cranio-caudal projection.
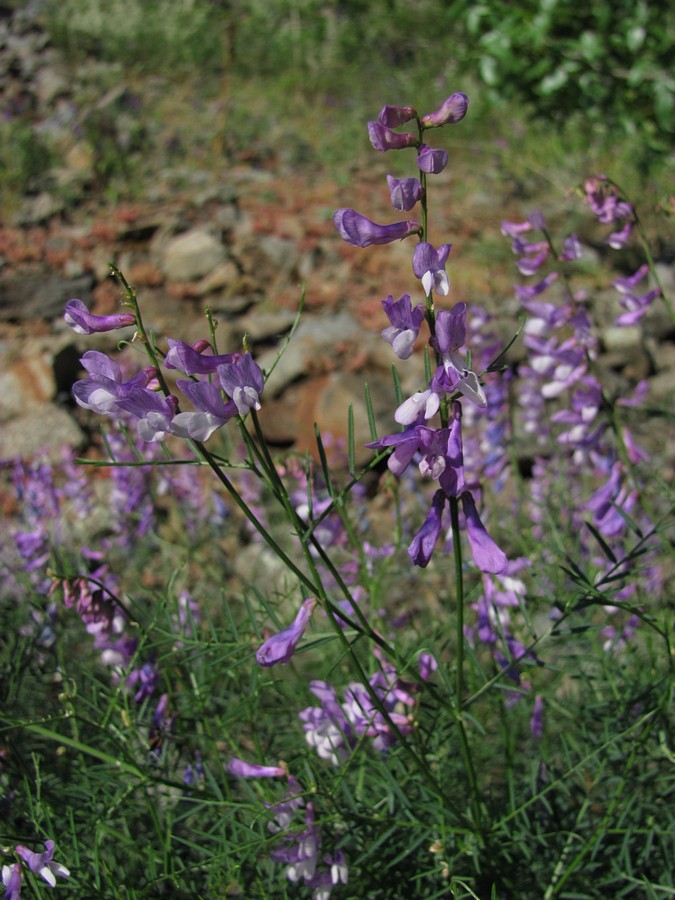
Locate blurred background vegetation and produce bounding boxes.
[43,0,673,147]
[0,0,671,212]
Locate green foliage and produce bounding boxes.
[464,0,675,149]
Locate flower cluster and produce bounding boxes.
[65,300,266,446]
[334,91,507,574]
[227,762,348,898]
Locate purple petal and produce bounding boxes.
[333,209,418,247]
[377,104,417,127]
[64,299,136,335]
[227,757,286,778]
[421,92,469,127]
[165,339,237,374]
[367,121,417,151]
[461,491,507,574]
[416,144,448,174]
[256,598,316,666]
[409,490,445,567]
[386,175,422,211]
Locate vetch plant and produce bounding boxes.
[1,87,672,899]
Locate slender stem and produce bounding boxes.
[449,495,483,830]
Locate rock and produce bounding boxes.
[0,269,94,321]
[162,228,226,283]
[0,404,85,460]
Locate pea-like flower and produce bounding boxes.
[64,298,136,334]
[15,841,70,888]
[412,241,452,295]
[164,338,237,375]
[227,758,286,778]
[381,293,425,359]
[171,379,237,441]
[334,209,418,247]
[256,598,317,666]
[377,103,417,127]
[386,174,422,212]
[116,387,178,442]
[421,92,469,128]
[416,144,448,175]
[367,121,417,151]
[72,351,157,415]
[218,353,265,416]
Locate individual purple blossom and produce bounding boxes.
[608,220,632,249]
[256,598,317,666]
[613,264,660,325]
[367,121,417,151]
[416,144,448,174]
[126,660,158,702]
[412,241,452,295]
[171,379,237,441]
[501,219,533,239]
[227,757,286,778]
[164,338,237,374]
[333,208,418,247]
[72,351,156,415]
[559,234,583,261]
[461,491,507,574]
[218,352,265,416]
[15,841,70,888]
[583,176,633,224]
[514,271,558,301]
[516,247,549,276]
[409,489,445,567]
[381,293,426,359]
[386,174,422,211]
[418,651,438,681]
[530,695,544,739]
[377,104,417,127]
[416,419,465,497]
[2,863,21,899]
[430,303,487,407]
[116,387,178,441]
[421,92,469,127]
[64,298,136,334]
[270,801,321,884]
[364,417,426,476]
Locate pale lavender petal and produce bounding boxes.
[227,757,286,778]
[461,491,507,574]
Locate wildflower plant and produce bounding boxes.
[1,90,673,898]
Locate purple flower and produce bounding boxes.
[409,489,445,567]
[514,272,559,301]
[421,92,469,127]
[386,174,422,211]
[164,338,237,374]
[64,298,136,334]
[256,598,316,666]
[171,379,237,441]
[412,241,452,295]
[418,651,438,681]
[430,304,487,407]
[461,491,507,574]
[608,220,632,249]
[530,695,544,739]
[377,104,417,127]
[365,420,425,476]
[2,863,21,899]
[218,353,264,415]
[501,219,533,239]
[116,388,178,441]
[367,121,417,151]
[333,208,418,247]
[72,351,156,415]
[583,176,633,224]
[559,234,582,261]
[227,757,286,778]
[416,144,448,174]
[15,841,70,888]
[381,293,426,359]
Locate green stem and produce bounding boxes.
[449,495,483,831]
